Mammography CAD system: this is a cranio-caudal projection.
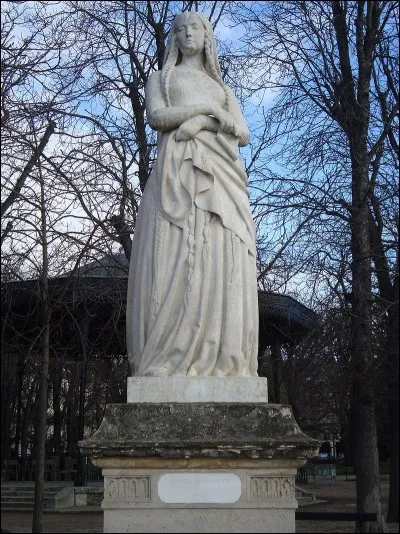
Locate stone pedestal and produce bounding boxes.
[100,460,299,533]
[127,377,269,403]
[80,384,319,533]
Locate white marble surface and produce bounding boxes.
[127,377,268,403]
[158,473,241,503]
[126,11,259,378]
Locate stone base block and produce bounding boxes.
[100,463,298,533]
[103,507,294,533]
[127,377,268,403]
[80,403,319,533]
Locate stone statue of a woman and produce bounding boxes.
[126,11,259,377]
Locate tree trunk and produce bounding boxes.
[21,385,36,458]
[32,308,50,533]
[52,362,62,457]
[352,382,385,533]
[32,282,50,533]
[32,154,50,534]
[331,2,386,529]
[387,302,399,522]
[368,206,399,523]
[15,357,25,457]
[350,156,385,534]
[66,363,80,457]
[0,354,12,461]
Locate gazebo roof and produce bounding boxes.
[258,290,317,345]
[2,255,317,351]
[75,252,129,279]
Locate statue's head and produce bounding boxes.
[173,12,206,59]
[161,11,225,107]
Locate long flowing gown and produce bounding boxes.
[126,128,259,377]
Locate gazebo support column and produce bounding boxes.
[272,338,282,404]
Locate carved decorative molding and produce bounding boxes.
[247,476,294,501]
[104,476,151,503]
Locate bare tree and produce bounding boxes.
[1,2,57,238]
[3,1,397,529]
[22,0,228,262]
[227,1,399,530]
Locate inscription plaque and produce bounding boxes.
[158,473,242,504]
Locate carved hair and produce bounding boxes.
[161,12,230,111]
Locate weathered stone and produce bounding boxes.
[79,403,318,461]
[80,402,319,532]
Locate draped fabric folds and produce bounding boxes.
[126,130,259,377]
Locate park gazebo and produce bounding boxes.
[1,253,317,483]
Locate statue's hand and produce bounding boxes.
[211,106,240,137]
[175,117,202,141]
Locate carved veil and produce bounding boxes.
[161,12,225,107]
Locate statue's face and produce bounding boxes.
[174,13,205,57]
